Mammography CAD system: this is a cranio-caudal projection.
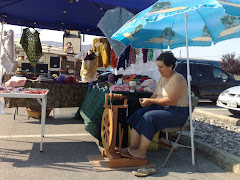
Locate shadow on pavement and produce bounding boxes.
[0,141,100,172]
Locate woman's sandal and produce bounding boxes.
[132,168,157,177]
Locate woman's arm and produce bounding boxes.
[140,75,186,107]
[70,47,74,53]
[150,79,160,99]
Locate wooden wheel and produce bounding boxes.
[101,108,113,150]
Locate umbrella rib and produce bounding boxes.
[195,9,214,42]
[169,14,177,44]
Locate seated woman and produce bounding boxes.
[126,51,189,159]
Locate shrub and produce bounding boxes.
[220,53,240,75]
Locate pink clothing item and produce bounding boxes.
[5,76,27,87]
[111,84,130,92]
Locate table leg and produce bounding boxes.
[40,98,47,152]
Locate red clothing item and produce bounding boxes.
[110,49,118,68]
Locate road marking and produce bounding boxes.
[0,133,91,139]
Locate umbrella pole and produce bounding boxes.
[184,13,195,166]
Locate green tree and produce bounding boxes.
[151,1,171,12]
[132,24,143,35]
[202,25,210,37]
[221,15,237,29]
[160,27,175,40]
[220,53,240,75]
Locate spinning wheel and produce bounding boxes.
[100,93,148,168]
[101,108,113,150]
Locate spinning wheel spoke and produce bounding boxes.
[101,108,113,150]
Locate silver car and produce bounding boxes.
[217,86,240,115]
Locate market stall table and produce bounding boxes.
[0,90,48,152]
[4,80,89,109]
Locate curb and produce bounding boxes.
[179,135,240,175]
[193,109,240,126]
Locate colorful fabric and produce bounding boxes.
[148,49,153,61]
[92,38,110,68]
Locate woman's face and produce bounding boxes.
[157,60,173,77]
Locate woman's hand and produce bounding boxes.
[139,98,152,107]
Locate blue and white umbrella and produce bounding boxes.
[218,0,240,16]
[112,0,240,166]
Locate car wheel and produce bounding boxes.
[210,99,217,103]
[228,109,240,115]
[191,87,199,97]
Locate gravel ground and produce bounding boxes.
[193,114,240,157]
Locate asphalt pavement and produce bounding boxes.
[0,100,239,179]
[195,100,240,126]
[196,99,240,118]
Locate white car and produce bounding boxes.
[217,86,240,115]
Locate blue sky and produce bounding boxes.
[3,24,240,61]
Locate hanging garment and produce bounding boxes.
[117,46,130,70]
[1,30,14,73]
[92,38,110,68]
[80,57,98,82]
[129,46,136,64]
[142,49,148,63]
[20,28,42,67]
[148,49,154,61]
[110,48,118,69]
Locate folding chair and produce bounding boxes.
[161,95,199,167]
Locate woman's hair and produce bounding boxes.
[157,51,177,69]
[66,42,72,45]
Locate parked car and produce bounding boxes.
[216,86,240,115]
[174,61,240,102]
[177,58,220,68]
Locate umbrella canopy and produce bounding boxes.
[97,7,134,56]
[111,0,240,166]
[218,0,240,16]
[112,0,240,49]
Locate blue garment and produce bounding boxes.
[117,46,130,70]
[127,105,189,141]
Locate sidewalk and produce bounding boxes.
[0,106,239,180]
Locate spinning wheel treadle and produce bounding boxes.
[101,108,113,150]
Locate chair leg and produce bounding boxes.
[162,131,183,168]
